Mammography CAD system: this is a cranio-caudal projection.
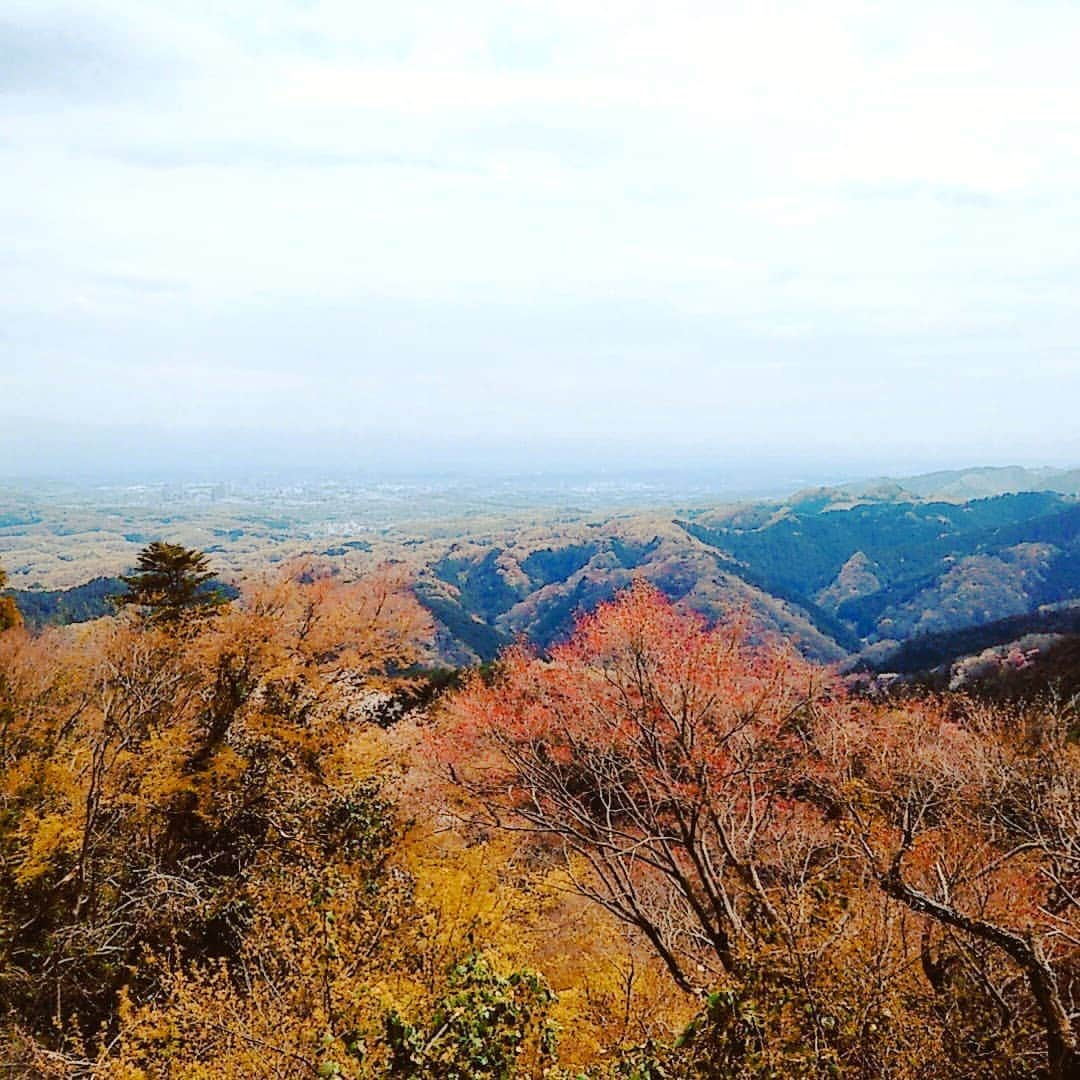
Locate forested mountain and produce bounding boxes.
[3,482,1077,677]
[681,489,1080,644]
[10,576,240,628]
[877,464,1080,500]
[412,516,851,665]
[9,577,125,627]
[401,488,1080,670]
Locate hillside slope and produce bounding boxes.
[3,478,1076,669]
[411,516,849,664]
[680,490,1080,656]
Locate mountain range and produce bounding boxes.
[6,465,1079,683]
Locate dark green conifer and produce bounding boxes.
[117,541,225,623]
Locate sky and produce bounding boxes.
[2,0,1080,479]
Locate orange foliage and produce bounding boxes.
[0,565,432,1073]
[441,583,1080,1078]
[2,574,1078,1078]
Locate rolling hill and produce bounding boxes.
[3,471,1077,676]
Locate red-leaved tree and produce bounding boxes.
[438,583,1080,1078]
[439,584,889,1070]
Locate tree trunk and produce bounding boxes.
[881,859,1079,1080]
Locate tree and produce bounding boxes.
[440,583,1080,1078]
[822,698,1080,1080]
[0,564,433,1070]
[439,584,887,1075]
[0,563,20,632]
[116,541,224,624]
[383,954,556,1078]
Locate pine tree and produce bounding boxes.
[117,541,225,623]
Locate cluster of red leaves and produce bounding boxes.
[436,582,1080,1078]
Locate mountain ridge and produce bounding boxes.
[3,467,1078,672]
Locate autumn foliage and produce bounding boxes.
[443,583,1079,1079]
[0,561,437,1075]
[1,569,1077,1077]
[0,564,20,632]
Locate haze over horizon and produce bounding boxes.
[2,421,1077,501]
[4,1,1080,478]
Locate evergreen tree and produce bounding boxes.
[117,542,225,623]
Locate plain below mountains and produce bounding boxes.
[7,466,1079,682]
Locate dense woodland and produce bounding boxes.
[5,479,1079,684]
[0,543,1077,1078]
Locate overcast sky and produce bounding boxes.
[3,1,1079,478]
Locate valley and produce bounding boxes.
[4,465,1079,685]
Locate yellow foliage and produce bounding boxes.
[5,568,1076,1078]
[13,811,81,886]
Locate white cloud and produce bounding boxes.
[2,0,1079,471]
